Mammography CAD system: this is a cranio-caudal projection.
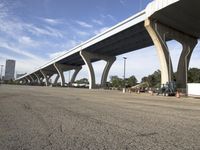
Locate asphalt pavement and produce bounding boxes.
[0,85,200,150]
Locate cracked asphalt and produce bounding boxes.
[0,85,200,150]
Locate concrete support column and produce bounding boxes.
[28,75,35,85]
[25,77,30,84]
[80,51,116,89]
[70,67,82,83]
[101,57,116,88]
[20,79,24,84]
[145,19,173,85]
[145,19,198,89]
[40,76,44,84]
[29,75,35,83]
[176,38,197,88]
[80,51,96,89]
[22,78,27,84]
[53,74,60,85]
[53,63,82,86]
[34,73,41,85]
[54,63,65,86]
[40,70,50,86]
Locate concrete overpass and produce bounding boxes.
[17,0,200,90]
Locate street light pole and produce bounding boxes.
[123,57,127,93]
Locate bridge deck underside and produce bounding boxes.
[151,0,200,38]
[58,22,153,66]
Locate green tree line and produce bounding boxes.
[109,67,200,88]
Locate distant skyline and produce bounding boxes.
[0,0,199,83]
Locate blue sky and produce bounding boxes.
[0,0,200,83]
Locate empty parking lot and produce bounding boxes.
[0,85,200,150]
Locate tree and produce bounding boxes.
[140,68,200,88]
[110,75,138,88]
[126,75,137,87]
[141,70,161,87]
[75,78,89,84]
[188,68,200,83]
[110,76,123,88]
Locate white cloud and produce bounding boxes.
[0,19,22,37]
[92,19,104,25]
[0,44,48,75]
[75,20,93,28]
[42,18,63,25]
[26,24,63,38]
[0,2,51,75]
[19,36,32,44]
[18,36,39,47]
[94,27,110,35]
[16,59,47,75]
[0,3,9,19]
[76,30,90,36]
[48,51,66,59]
[100,14,117,22]
[48,40,80,59]
[0,41,43,61]
[0,15,63,39]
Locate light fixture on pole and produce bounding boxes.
[123,57,127,93]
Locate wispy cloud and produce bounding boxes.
[75,30,90,36]
[40,17,64,25]
[94,27,110,35]
[18,36,39,47]
[119,0,126,6]
[92,19,104,25]
[75,20,93,28]
[101,14,117,22]
[0,2,9,18]
[0,2,64,39]
[0,17,64,39]
[26,24,63,38]
[107,14,117,22]
[0,1,50,75]
[48,51,66,59]
[48,40,80,59]
[0,41,43,61]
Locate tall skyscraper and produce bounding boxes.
[4,59,16,80]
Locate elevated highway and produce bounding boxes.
[17,0,200,89]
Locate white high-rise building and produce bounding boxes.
[4,59,16,80]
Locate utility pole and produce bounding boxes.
[123,57,127,93]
